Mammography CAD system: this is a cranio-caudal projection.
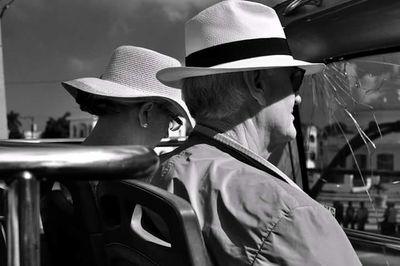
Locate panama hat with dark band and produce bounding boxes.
[157,0,325,88]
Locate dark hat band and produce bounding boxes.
[185,38,292,67]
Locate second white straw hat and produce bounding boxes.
[62,46,194,126]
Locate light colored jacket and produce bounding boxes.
[151,125,361,266]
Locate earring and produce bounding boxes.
[142,123,148,128]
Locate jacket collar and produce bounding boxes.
[194,124,302,190]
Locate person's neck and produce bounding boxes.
[197,117,273,160]
[83,114,142,146]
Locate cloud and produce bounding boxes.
[9,0,282,24]
[3,0,221,81]
[106,18,134,39]
[154,0,218,22]
[147,0,283,22]
[13,0,216,21]
[66,57,94,73]
[3,0,221,129]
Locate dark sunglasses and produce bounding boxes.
[158,104,183,132]
[290,67,306,93]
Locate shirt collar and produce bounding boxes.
[194,124,302,190]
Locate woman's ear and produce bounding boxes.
[244,70,266,106]
[138,102,154,128]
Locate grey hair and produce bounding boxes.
[182,71,257,120]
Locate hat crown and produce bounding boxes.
[102,46,181,94]
[62,46,195,126]
[185,0,286,56]
[155,0,325,88]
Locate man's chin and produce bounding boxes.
[288,130,297,140]
[283,129,297,142]
[270,130,296,147]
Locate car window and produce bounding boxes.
[298,51,400,264]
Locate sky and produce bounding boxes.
[1,0,285,132]
[2,0,223,131]
[8,0,393,134]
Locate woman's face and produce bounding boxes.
[144,102,182,146]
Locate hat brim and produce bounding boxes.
[62,78,195,127]
[157,55,325,88]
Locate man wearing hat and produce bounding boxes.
[152,1,361,265]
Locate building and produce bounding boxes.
[67,115,97,139]
[23,123,41,139]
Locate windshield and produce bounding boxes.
[298,51,400,264]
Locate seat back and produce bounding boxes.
[97,180,213,266]
[41,181,107,266]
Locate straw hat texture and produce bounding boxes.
[157,0,325,88]
[62,46,193,126]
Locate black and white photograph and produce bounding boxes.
[0,0,400,265]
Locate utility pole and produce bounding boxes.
[0,0,15,139]
[0,20,6,139]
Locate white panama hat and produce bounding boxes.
[62,46,194,127]
[157,0,325,88]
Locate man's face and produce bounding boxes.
[258,67,304,145]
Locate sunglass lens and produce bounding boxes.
[158,103,183,132]
[170,117,183,131]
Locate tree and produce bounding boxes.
[7,110,23,139]
[41,112,70,138]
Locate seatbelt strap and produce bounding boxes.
[161,131,290,185]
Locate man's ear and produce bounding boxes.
[138,102,154,128]
[244,70,266,106]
